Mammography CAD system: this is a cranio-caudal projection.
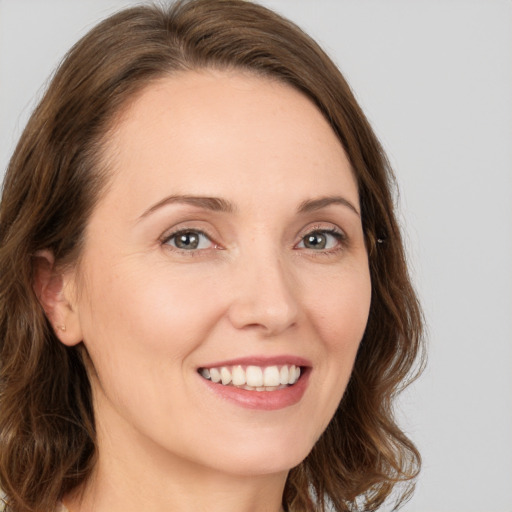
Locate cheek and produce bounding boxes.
[76,262,225,426]
[303,265,371,418]
[77,260,227,381]
[307,264,372,348]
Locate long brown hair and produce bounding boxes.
[0,1,424,511]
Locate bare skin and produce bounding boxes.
[39,70,371,512]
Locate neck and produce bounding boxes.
[64,416,288,512]
[66,461,287,512]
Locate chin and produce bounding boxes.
[200,431,315,477]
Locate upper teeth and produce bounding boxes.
[199,364,301,389]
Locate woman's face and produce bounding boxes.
[68,70,371,477]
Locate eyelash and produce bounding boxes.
[161,225,347,256]
[295,226,347,255]
[161,228,218,256]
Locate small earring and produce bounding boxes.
[58,324,66,332]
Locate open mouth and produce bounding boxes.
[198,364,302,391]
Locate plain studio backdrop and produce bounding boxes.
[1,1,511,511]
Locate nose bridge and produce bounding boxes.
[227,238,299,335]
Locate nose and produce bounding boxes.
[226,249,299,336]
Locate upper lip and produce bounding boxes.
[198,355,311,369]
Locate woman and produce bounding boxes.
[0,1,424,511]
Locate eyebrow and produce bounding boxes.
[298,196,360,217]
[138,194,360,220]
[138,195,237,220]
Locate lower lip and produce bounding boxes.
[200,369,310,411]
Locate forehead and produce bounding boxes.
[99,70,358,216]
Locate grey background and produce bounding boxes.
[1,1,511,510]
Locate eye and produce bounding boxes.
[163,229,215,251]
[296,229,344,251]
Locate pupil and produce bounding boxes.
[305,232,326,249]
[176,232,199,249]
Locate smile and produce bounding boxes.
[198,356,311,410]
[199,364,301,391]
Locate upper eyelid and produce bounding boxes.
[295,228,345,247]
[297,223,347,239]
[293,224,349,254]
[159,222,348,247]
[160,228,215,254]
[161,226,216,243]
[161,229,219,254]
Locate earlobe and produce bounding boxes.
[32,250,83,346]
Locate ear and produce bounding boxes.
[32,250,83,346]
